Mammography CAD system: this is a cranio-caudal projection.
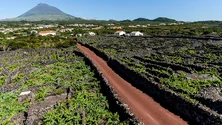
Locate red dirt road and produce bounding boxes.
[78,43,188,125]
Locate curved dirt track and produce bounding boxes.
[77,43,188,125]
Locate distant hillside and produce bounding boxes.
[132,17,177,23]
[133,18,150,22]
[153,17,177,23]
[14,3,79,21]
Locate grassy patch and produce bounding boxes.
[0,91,30,121]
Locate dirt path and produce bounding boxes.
[78,43,188,125]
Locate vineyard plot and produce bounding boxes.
[0,47,127,125]
[79,36,222,114]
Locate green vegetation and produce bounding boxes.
[160,72,222,94]
[35,86,55,101]
[0,45,126,124]
[0,76,7,86]
[0,91,29,122]
[44,91,127,125]
[0,36,75,51]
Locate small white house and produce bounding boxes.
[31,30,38,34]
[114,31,126,36]
[130,31,143,36]
[76,34,83,37]
[159,23,166,26]
[7,36,16,40]
[89,32,96,36]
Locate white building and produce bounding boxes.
[89,32,96,36]
[31,30,38,34]
[114,31,126,36]
[7,36,16,40]
[159,23,166,26]
[76,34,83,37]
[130,31,143,36]
[39,30,56,36]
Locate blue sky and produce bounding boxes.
[0,0,221,21]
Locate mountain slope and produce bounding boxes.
[133,18,150,22]
[153,17,177,23]
[16,3,78,21]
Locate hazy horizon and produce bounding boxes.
[0,0,222,21]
